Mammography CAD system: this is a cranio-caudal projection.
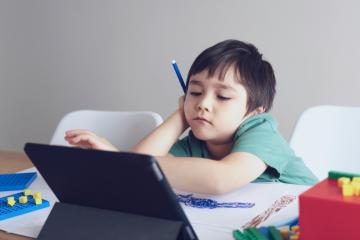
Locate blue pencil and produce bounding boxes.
[171,60,186,93]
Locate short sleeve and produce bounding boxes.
[232,115,290,180]
[169,131,211,158]
[169,137,191,157]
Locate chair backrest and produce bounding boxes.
[50,110,163,151]
[290,105,360,180]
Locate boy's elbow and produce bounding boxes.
[207,175,238,195]
[209,183,228,195]
[207,171,248,195]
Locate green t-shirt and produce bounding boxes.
[169,113,318,185]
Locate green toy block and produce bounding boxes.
[268,226,283,240]
[233,229,249,240]
[328,170,360,180]
[243,227,269,240]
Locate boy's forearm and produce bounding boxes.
[130,109,188,156]
[156,156,220,194]
[156,152,267,195]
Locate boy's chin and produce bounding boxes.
[192,128,235,144]
[191,129,213,141]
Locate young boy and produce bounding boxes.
[65,39,318,194]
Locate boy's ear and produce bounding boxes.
[255,107,265,114]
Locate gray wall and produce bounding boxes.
[1,0,360,151]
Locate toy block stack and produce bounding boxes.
[299,171,360,240]
[0,172,50,221]
[232,225,300,240]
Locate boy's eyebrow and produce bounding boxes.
[188,80,203,86]
[214,83,237,92]
[189,79,237,92]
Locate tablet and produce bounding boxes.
[24,143,197,240]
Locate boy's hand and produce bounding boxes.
[178,95,185,109]
[178,95,189,130]
[64,129,119,152]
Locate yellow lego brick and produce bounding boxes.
[291,225,300,233]
[7,197,16,207]
[338,177,351,187]
[280,228,289,239]
[290,234,300,240]
[19,196,28,204]
[342,183,354,197]
[34,197,42,205]
[24,189,31,196]
[351,182,360,196]
[33,192,42,199]
[352,177,360,184]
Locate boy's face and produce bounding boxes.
[184,67,249,144]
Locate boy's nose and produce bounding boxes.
[197,96,212,112]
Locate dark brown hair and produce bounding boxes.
[186,39,276,115]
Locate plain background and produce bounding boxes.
[1,0,360,151]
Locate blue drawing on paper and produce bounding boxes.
[177,194,255,209]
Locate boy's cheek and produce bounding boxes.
[183,107,192,124]
[183,99,190,111]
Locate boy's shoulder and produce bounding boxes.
[236,113,278,136]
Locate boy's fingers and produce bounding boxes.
[67,135,96,148]
[67,134,91,145]
[65,129,96,137]
[178,95,185,107]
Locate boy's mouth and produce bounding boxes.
[193,117,211,124]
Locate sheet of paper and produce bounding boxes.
[177,182,310,230]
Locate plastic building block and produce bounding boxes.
[34,197,42,205]
[33,192,41,199]
[0,172,37,191]
[352,177,360,183]
[299,177,360,240]
[24,189,31,196]
[0,192,49,221]
[19,196,28,204]
[290,225,299,233]
[328,170,360,180]
[279,228,289,239]
[342,183,354,197]
[257,227,271,239]
[233,229,249,240]
[268,226,283,240]
[243,228,269,240]
[289,235,299,240]
[352,182,360,196]
[336,175,360,197]
[233,226,285,240]
[336,176,360,197]
[7,197,16,207]
[337,177,350,187]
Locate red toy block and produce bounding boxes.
[299,179,360,240]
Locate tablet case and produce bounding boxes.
[24,143,197,240]
[37,202,184,240]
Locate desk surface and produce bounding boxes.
[0,150,305,240]
[0,150,34,240]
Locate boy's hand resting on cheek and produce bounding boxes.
[178,95,189,130]
[64,129,118,152]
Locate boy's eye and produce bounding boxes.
[190,92,201,96]
[217,96,231,101]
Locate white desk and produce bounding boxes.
[0,150,309,240]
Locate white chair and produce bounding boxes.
[50,110,163,151]
[290,105,360,180]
